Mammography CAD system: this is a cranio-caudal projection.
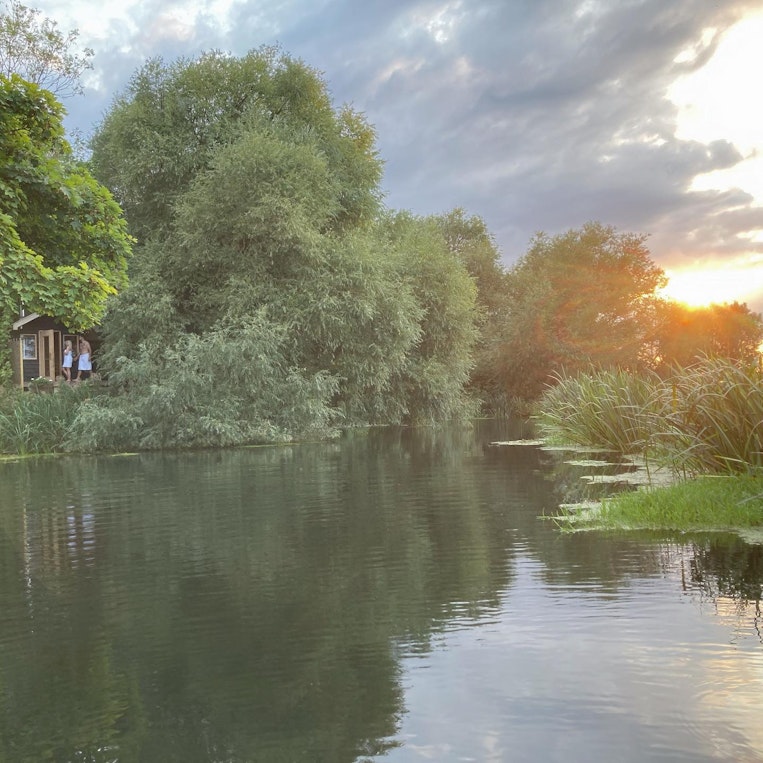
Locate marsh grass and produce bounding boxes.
[558,475,763,532]
[656,358,763,476]
[0,383,94,454]
[533,367,667,455]
[535,358,763,477]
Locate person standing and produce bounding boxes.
[61,339,73,383]
[76,337,92,381]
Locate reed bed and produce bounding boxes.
[657,358,763,476]
[534,358,763,476]
[533,367,667,455]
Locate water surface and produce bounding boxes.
[1,421,761,762]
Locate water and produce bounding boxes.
[0,421,761,762]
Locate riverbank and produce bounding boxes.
[555,474,763,541]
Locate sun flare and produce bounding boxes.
[660,266,759,308]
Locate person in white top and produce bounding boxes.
[61,339,73,383]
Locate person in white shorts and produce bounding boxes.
[77,337,92,381]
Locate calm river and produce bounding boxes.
[1,420,761,762]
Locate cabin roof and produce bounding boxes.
[12,313,41,331]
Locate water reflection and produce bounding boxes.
[0,421,761,762]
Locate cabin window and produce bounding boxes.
[21,334,37,360]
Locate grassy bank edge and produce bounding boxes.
[554,474,763,539]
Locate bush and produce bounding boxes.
[68,313,340,451]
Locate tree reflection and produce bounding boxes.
[0,423,524,761]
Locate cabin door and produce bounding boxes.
[39,330,61,380]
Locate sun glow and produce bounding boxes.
[662,10,763,311]
[660,265,763,308]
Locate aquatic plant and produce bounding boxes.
[532,367,666,455]
[534,357,763,477]
[0,382,92,454]
[656,357,763,476]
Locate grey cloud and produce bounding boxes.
[51,0,763,298]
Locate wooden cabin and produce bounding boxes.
[9,313,95,389]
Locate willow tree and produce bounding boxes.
[79,48,478,448]
[90,48,382,244]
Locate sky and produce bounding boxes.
[25,0,763,310]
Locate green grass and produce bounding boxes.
[0,383,95,454]
[558,475,763,532]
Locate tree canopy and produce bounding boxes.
[0,0,93,97]
[80,49,479,447]
[647,300,763,371]
[0,74,131,330]
[90,49,382,244]
[487,222,667,401]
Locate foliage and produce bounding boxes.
[89,48,382,244]
[86,50,480,445]
[431,208,508,410]
[377,212,480,423]
[0,0,93,97]
[69,313,340,451]
[0,74,132,330]
[492,222,667,402]
[0,381,92,454]
[646,299,763,371]
[558,475,763,533]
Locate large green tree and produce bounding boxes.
[81,49,479,447]
[90,48,382,244]
[490,222,667,402]
[0,74,131,330]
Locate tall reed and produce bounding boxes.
[533,367,667,455]
[657,358,763,475]
[534,358,763,477]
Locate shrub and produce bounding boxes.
[68,313,340,451]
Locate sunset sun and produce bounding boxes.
[660,265,762,308]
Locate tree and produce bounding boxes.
[647,299,763,370]
[83,48,481,446]
[377,212,479,423]
[90,48,382,244]
[0,74,131,330]
[490,222,667,402]
[432,208,508,409]
[0,0,93,97]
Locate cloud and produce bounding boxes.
[35,0,763,304]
